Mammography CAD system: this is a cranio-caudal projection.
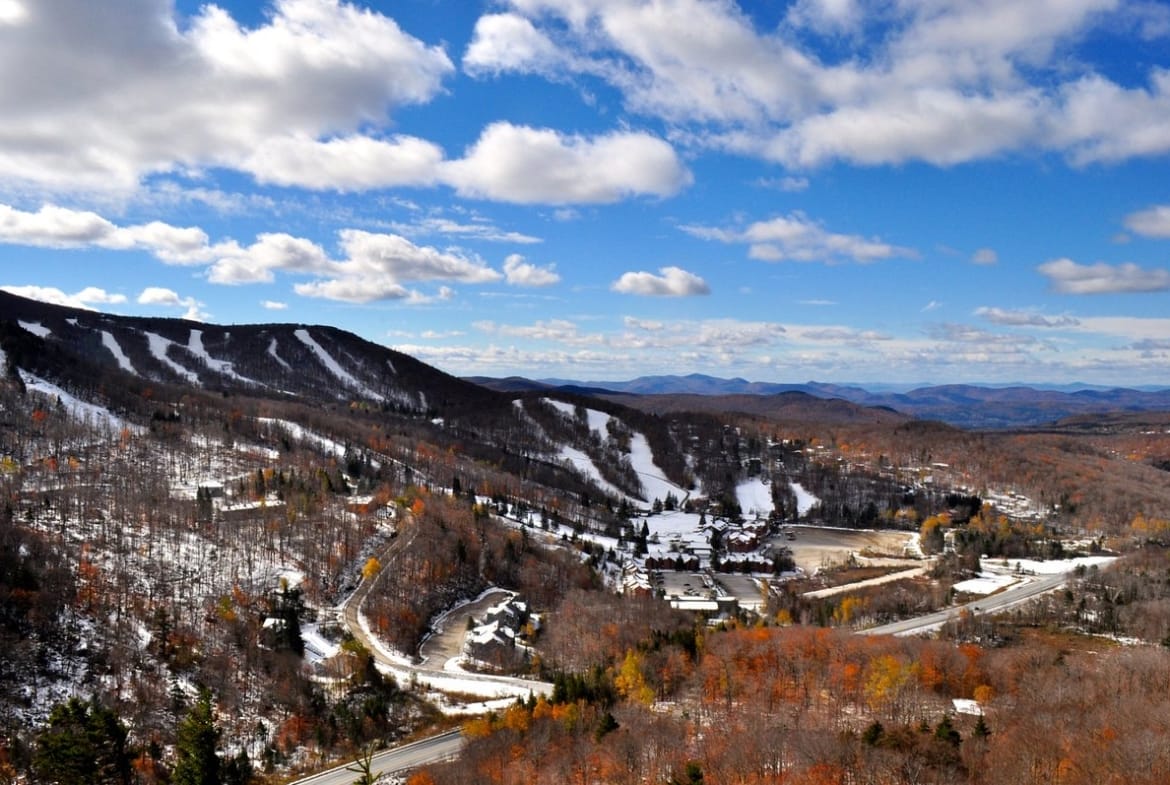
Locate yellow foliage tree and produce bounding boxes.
[362,556,382,581]
[614,649,656,705]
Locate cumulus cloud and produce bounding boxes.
[503,254,560,287]
[685,212,914,263]
[1124,204,1170,238]
[463,12,562,76]
[1038,257,1170,294]
[611,266,710,296]
[137,286,207,321]
[243,134,444,191]
[0,201,511,304]
[207,233,332,284]
[0,0,454,192]
[465,0,1170,169]
[442,122,691,204]
[975,306,1080,327]
[292,231,501,303]
[0,285,126,309]
[0,203,215,263]
[261,300,288,310]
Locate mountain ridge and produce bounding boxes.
[469,373,1170,429]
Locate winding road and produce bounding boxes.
[860,571,1069,636]
[288,730,463,785]
[338,519,551,700]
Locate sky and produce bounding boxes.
[2,0,1170,387]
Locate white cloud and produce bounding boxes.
[137,286,185,307]
[262,300,288,310]
[503,254,561,287]
[470,0,1170,169]
[137,286,207,321]
[1124,204,1170,238]
[611,265,710,296]
[685,212,914,263]
[243,134,444,191]
[0,0,455,193]
[442,122,691,204]
[0,202,216,263]
[972,247,999,265]
[0,201,510,304]
[293,231,501,303]
[787,0,864,35]
[0,203,117,247]
[0,285,126,309]
[1056,71,1170,164]
[208,233,332,284]
[389,216,541,244]
[756,176,809,192]
[1038,257,1170,294]
[463,12,562,76]
[975,306,1080,327]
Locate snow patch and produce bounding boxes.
[187,329,259,385]
[266,337,291,370]
[981,555,1116,575]
[736,477,774,517]
[294,328,384,402]
[259,418,350,460]
[628,432,688,504]
[951,573,1019,595]
[790,482,820,516]
[100,331,136,374]
[19,371,136,432]
[558,445,627,499]
[145,332,199,384]
[19,320,51,338]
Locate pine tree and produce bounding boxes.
[32,697,132,785]
[173,688,221,785]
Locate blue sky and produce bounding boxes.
[2,0,1170,386]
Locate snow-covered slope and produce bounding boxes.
[100,330,136,374]
[295,328,385,402]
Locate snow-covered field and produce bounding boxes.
[981,555,1116,575]
[951,573,1019,595]
[736,477,774,517]
[790,482,820,516]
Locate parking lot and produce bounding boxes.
[772,526,918,574]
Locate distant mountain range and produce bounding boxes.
[4,287,1168,432]
[467,372,1170,429]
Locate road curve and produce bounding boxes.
[288,730,463,785]
[338,523,551,699]
[859,572,1068,636]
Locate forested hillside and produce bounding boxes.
[2,292,1170,784]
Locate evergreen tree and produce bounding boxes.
[32,697,132,785]
[173,688,221,785]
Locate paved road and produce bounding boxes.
[289,730,463,785]
[338,520,551,698]
[860,572,1067,636]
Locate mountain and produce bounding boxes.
[484,373,1170,429]
[0,289,506,422]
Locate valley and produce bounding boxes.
[2,290,1170,785]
